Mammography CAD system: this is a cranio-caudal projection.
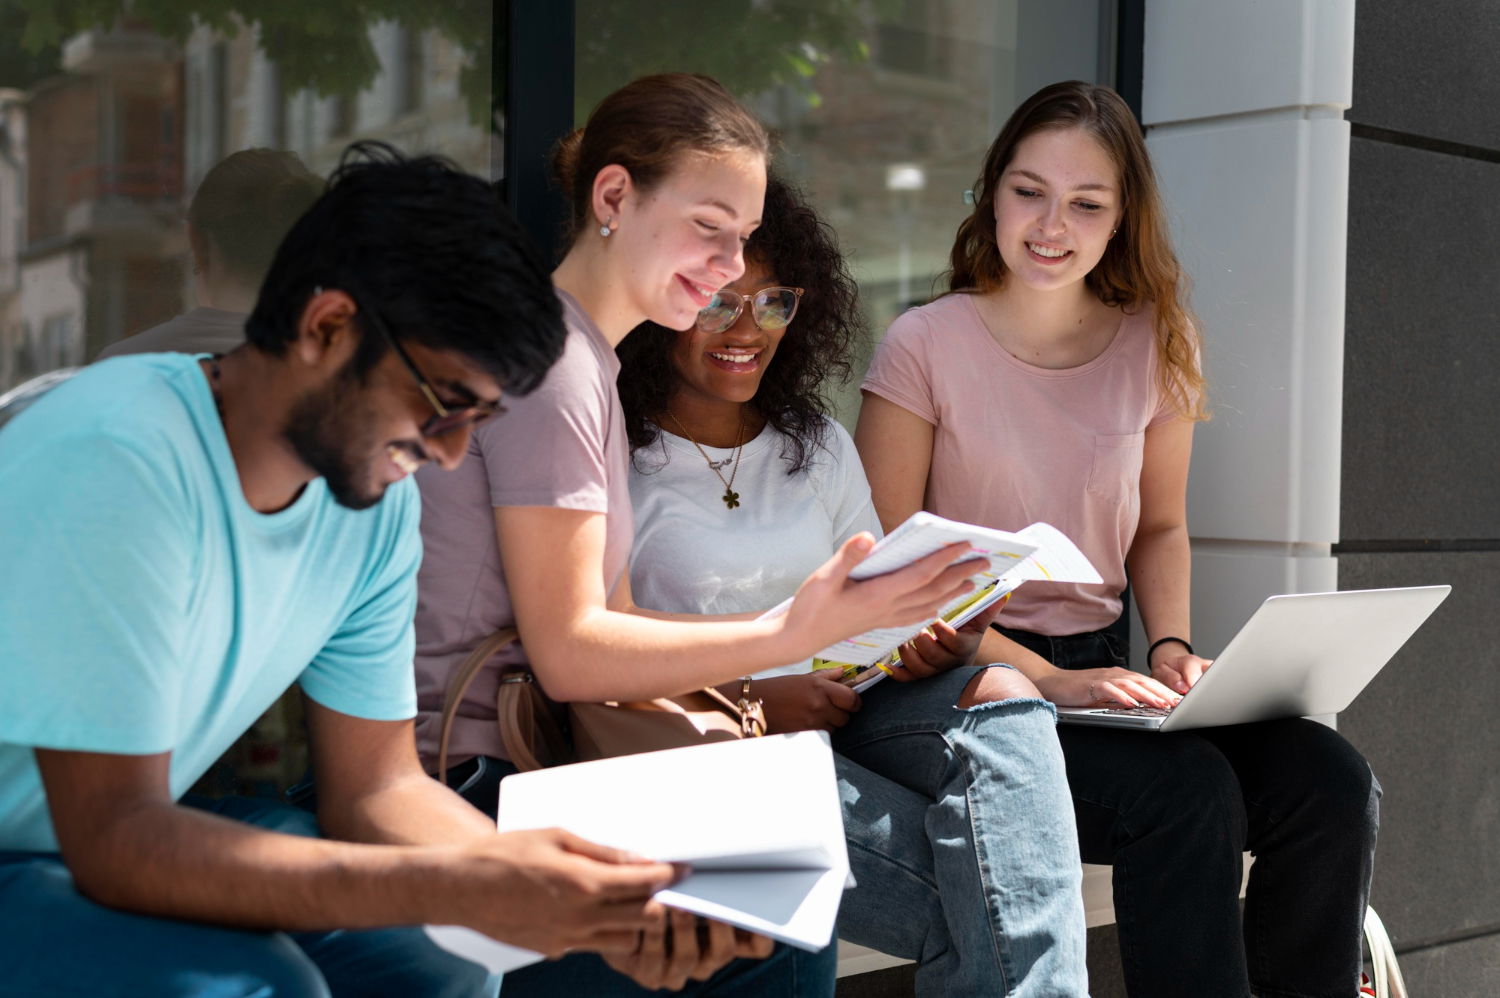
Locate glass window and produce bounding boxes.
[0,8,496,394]
[574,0,1115,420]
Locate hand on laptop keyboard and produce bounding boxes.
[1096,705,1175,717]
[1037,666,1181,710]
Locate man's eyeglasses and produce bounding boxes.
[342,291,505,438]
[696,286,804,334]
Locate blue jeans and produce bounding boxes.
[998,624,1381,998]
[831,665,1088,998]
[449,758,836,998]
[0,796,498,998]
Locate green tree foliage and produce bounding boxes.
[9,0,891,125]
[573,0,891,119]
[10,0,493,121]
[0,3,62,88]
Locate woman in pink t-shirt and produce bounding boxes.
[857,81,1379,998]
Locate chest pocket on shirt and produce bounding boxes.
[1085,431,1145,506]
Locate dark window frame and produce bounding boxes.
[500,0,574,264]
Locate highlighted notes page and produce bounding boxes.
[759,512,1038,667]
[759,514,1103,670]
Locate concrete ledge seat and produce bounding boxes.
[836,858,1252,979]
[833,862,1117,977]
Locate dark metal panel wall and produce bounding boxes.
[1339,3,1500,992]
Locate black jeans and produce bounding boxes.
[997,625,1381,998]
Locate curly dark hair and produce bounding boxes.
[616,174,863,474]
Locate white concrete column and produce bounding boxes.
[1133,0,1356,661]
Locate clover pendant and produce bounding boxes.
[722,488,741,510]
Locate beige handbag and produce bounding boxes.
[435,629,767,778]
[435,627,572,781]
[570,682,767,763]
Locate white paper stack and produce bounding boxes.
[427,731,849,974]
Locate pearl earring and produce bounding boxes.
[599,217,614,238]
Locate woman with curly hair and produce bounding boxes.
[618,175,1090,998]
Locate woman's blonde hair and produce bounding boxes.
[947,81,1206,420]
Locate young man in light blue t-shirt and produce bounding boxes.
[0,146,691,997]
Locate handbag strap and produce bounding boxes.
[436,627,519,785]
[703,682,766,737]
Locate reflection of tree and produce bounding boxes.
[14,0,893,126]
[575,0,891,116]
[13,0,493,123]
[1,4,61,88]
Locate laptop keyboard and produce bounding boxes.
[1096,706,1174,717]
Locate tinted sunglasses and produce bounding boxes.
[696,286,804,334]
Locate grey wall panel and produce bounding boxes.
[1339,552,1500,946]
[1394,931,1500,997]
[1342,137,1500,541]
[1085,927,1126,998]
[1351,0,1500,149]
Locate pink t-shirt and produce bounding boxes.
[862,292,1175,636]
[411,290,633,765]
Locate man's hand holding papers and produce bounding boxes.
[451,828,677,959]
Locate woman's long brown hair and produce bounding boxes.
[947,81,1207,420]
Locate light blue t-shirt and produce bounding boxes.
[0,354,421,852]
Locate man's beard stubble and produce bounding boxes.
[281,369,386,511]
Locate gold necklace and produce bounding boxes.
[666,409,746,510]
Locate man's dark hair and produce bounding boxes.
[246,141,562,395]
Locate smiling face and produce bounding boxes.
[614,149,767,332]
[283,337,500,510]
[993,126,1124,293]
[668,256,787,415]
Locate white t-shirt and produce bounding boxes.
[628,417,881,678]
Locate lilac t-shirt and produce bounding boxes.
[412,290,633,765]
[862,292,1176,636]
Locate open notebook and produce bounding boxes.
[426,732,849,974]
[756,513,1101,690]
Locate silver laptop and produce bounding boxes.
[1055,585,1451,732]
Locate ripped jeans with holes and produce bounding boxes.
[831,664,1089,998]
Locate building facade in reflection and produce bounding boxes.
[0,14,489,394]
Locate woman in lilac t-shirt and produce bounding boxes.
[411,74,980,998]
[857,81,1379,998]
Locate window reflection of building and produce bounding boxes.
[569,0,1110,421]
[186,19,488,184]
[0,89,25,391]
[1,14,489,393]
[7,23,184,381]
